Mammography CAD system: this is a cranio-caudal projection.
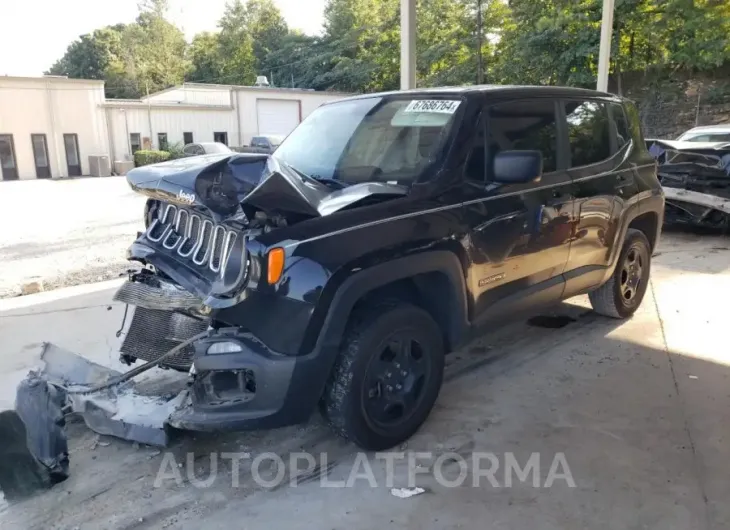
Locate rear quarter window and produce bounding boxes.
[565,100,611,167]
[608,102,631,151]
[622,100,646,146]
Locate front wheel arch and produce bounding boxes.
[312,251,469,358]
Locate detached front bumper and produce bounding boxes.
[168,328,337,431]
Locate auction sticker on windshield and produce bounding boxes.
[404,100,461,114]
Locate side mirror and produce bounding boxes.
[493,150,543,184]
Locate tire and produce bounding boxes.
[589,228,651,319]
[321,302,445,451]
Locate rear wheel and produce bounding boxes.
[589,228,651,319]
[321,302,445,451]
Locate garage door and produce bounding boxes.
[256,99,300,136]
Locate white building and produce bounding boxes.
[0,76,351,180]
[0,76,109,180]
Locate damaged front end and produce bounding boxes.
[116,152,405,371]
[648,139,730,230]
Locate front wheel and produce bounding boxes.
[321,302,445,451]
[589,228,652,319]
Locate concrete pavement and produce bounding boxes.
[0,231,728,530]
[0,177,145,297]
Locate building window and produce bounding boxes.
[31,134,51,178]
[130,133,141,154]
[213,132,228,145]
[183,132,194,145]
[0,134,19,180]
[63,133,82,177]
[158,133,168,151]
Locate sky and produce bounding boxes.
[0,0,326,77]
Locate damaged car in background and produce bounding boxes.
[648,138,730,231]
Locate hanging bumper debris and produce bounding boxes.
[0,343,195,500]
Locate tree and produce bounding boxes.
[46,0,188,97]
[246,0,289,75]
[188,32,225,83]
[127,0,190,94]
[217,0,257,85]
[46,25,132,97]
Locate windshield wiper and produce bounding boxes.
[281,161,349,190]
[308,174,350,189]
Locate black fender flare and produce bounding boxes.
[283,250,469,422]
[317,250,469,353]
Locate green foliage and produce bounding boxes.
[166,142,186,160]
[47,0,189,98]
[48,0,730,98]
[134,150,171,167]
[188,32,225,83]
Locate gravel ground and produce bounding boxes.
[0,177,146,298]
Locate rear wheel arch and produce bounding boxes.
[627,210,660,251]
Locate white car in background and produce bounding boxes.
[182,142,232,157]
[676,124,730,143]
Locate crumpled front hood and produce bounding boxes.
[126,153,407,222]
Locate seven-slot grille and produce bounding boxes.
[146,203,239,273]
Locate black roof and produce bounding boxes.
[335,84,618,103]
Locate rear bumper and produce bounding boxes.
[167,328,338,431]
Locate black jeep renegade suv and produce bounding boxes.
[117,85,664,450]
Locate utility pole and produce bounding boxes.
[596,0,615,92]
[477,0,483,85]
[400,0,416,90]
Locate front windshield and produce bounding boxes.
[273,96,461,186]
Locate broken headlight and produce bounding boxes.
[143,199,159,228]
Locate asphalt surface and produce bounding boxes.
[0,177,145,298]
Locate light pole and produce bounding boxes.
[596,0,615,92]
[477,0,483,85]
[400,0,416,90]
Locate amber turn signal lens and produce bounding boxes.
[267,248,285,284]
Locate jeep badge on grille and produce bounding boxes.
[177,190,196,205]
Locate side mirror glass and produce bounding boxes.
[493,150,543,184]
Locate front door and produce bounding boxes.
[63,133,81,176]
[463,98,575,322]
[31,134,51,178]
[0,134,19,180]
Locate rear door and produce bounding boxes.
[463,98,575,321]
[563,98,637,293]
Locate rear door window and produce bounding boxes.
[564,100,611,168]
